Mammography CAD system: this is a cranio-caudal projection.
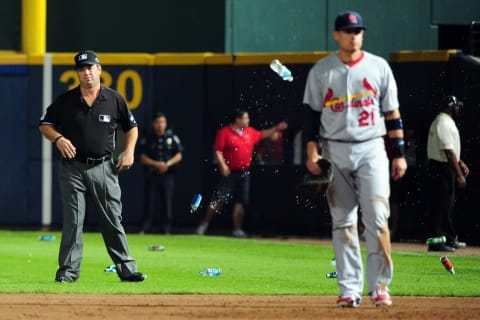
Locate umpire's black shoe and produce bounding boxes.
[120,272,147,282]
[55,276,76,283]
[428,244,456,252]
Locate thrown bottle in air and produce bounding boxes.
[191,194,202,213]
[270,59,293,82]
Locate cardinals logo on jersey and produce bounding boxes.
[323,78,377,112]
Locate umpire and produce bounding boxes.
[139,112,183,234]
[39,50,146,283]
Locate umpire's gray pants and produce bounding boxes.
[56,159,137,281]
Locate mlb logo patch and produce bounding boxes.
[77,54,88,61]
[99,114,111,123]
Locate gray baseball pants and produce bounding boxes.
[56,159,137,281]
[323,138,393,299]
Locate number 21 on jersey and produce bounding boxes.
[359,110,375,127]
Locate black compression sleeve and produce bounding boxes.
[303,104,321,142]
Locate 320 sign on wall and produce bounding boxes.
[59,69,143,110]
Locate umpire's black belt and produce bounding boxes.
[74,154,112,166]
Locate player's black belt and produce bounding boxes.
[74,154,112,166]
[324,137,381,144]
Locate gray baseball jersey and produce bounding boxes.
[303,51,399,141]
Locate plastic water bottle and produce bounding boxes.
[440,256,455,275]
[148,245,166,251]
[426,236,446,246]
[199,268,221,277]
[270,59,293,82]
[191,194,202,213]
[330,257,336,267]
[104,265,117,272]
[39,235,56,241]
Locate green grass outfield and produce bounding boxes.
[1,230,479,296]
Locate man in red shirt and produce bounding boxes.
[196,109,287,237]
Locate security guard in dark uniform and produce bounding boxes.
[139,112,183,234]
[39,50,146,283]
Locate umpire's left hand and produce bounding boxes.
[117,151,134,171]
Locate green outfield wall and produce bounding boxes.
[1,1,479,57]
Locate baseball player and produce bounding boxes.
[303,11,407,307]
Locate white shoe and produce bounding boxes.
[232,229,247,238]
[195,222,208,235]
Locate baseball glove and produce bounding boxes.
[297,158,334,193]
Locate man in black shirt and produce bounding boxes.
[139,112,183,234]
[39,50,146,283]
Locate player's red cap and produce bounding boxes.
[334,11,366,31]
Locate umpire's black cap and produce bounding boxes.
[335,11,366,31]
[74,50,100,69]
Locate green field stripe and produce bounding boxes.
[1,231,479,296]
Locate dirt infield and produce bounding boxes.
[1,294,479,320]
[2,241,478,320]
